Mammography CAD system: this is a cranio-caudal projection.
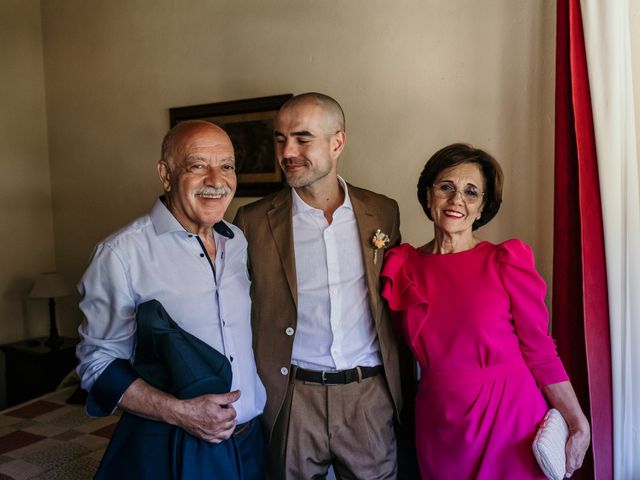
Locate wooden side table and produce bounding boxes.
[1,336,79,407]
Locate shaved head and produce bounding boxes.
[280,92,345,134]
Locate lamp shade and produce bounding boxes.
[30,272,73,299]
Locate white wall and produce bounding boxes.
[38,0,558,333]
[0,0,56,342]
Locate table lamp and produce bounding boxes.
[30,272,73,348]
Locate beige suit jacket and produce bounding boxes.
[234,184,402,439]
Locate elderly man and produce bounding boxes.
[76,120,266,479]
[234,93,404,479]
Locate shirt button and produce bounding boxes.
[200,253,205,257]
[285,327,294,336]
[230,356,234,362]
[188,234,193,238]
[280,367,289,376]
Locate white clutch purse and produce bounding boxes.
[532,408,569,480]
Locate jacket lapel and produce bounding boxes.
[267,189,298,309]
[349,185,381,321]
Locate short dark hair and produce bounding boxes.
[417,143,503,230]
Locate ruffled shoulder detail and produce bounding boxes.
[380,245,431,365]
[380,244,429,311]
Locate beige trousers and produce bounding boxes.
[268,369,397,480]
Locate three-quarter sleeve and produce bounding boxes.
[497,239,569,386]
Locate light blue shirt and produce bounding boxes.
[76,198,266,423]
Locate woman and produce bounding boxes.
[381,144,590,479]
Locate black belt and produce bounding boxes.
[294,365,383,385]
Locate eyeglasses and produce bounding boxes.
[431,182,484,204]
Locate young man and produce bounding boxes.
[235,93,403,479]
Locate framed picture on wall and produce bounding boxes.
[169,94,293,196]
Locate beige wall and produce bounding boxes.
[632,2,640,162]
[37,0,558,333]
[0,0,56,343]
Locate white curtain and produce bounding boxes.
[580,1,640,478]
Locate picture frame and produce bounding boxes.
[169,94,293,196]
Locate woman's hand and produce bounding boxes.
[541,381,591,478]
[564,420,590,477]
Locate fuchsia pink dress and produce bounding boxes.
[381,239,569,479]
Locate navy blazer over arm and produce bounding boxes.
[94,300,241,480]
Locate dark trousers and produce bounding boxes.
[96,414,266,479]
[237,416,267,480]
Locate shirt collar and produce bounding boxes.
[150,196,234,239]
[291,176,353,216]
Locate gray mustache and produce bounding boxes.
[192,187,232,196]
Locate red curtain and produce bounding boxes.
[553,0,613,479]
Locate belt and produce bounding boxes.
[234,418,252,437]
[294,365,383,385]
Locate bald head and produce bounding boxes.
[280,92,345,134]
[161,120,232,169]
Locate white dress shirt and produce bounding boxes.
[76,198,266,423]
[291,177,382,371]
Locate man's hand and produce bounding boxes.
[119,379,241,443]
[172,390,241,443]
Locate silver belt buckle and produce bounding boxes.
[321,370,337,386]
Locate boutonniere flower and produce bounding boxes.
[371,229,390,264]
